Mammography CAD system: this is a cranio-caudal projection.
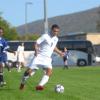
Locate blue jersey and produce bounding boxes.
[64,51,70,59]
[0,37,9,62]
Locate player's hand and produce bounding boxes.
[60,52,65,57]
[34,52,37,57]
[13,51,16,55]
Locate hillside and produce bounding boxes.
[16,7,100,36]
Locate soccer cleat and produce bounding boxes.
[8,70,11,72]
[36,86,44,91]
[19,83,25,90]
[0,81,6,87]
[3,81,6,85]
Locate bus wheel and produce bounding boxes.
[77,59,87,66]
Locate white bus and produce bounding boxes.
[53,40,97,66]
[7,40,98,67]
[7,41,35,67]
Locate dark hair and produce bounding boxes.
[0,27,4,32]
[51,24,60,30]
[0,27,3,30]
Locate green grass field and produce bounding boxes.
[0,66,100,100]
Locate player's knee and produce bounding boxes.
[24,69,31,76]
[0,63,3,68]
[26,69,33,76]
[46,68,52,76]
[24,71,29,76]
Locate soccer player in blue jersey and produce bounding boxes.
[63,47,70,69]
[0,27,15,86]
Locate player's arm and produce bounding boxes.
[34,34,46,56]
[3,40,15,55]
[3,45,15,55]
[0,45,2,53]
[6,48,15,55]
[34,42,39,56]
[54,46,64,57]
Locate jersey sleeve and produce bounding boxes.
[0,42,3,53]
[3,39,9,52]
[36,34,46,44]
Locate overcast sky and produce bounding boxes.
[0,0,100,26]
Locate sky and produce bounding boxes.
[0,0,100,27]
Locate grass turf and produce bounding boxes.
[0,66,100,100]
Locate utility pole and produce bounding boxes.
[44,0,48,34]
[25,2,33,34]
[96,6,100,32]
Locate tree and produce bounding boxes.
[0,16,18,40]
[18,33,40,41]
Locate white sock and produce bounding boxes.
[30,71,35,76]
[39,75,49,86]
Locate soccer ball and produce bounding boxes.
[55,84,64,93]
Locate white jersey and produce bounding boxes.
[17,45,24,62]
[29,33,58,69]
[36,33,58,58]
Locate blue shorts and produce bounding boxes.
[63,56,68,62]
[0,54,7,63]
[0,56,3,62]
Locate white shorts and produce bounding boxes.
[17,56,24,62]
[29,54,52,70]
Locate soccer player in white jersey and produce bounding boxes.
[19,24,64,91]
[17,43,25,72]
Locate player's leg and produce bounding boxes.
[17,56,21,72]
[19,55,40,90]
[36,66,52,90]
[65,60,68,69]
[21,62,24,68]
[63,57,66,69]
[3,54,11,72]
[17,62,22,72]
[18,61,25,72]
[64,59,68,69]
[0,62,5,86]
[21,68,34,84]
[5,61,9,71]
[19,68,37,90]
[5,61,11,72]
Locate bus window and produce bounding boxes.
[8,41,35,51]
[57,40,94,53]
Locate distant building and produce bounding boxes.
[59,32,100,45]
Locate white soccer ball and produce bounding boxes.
[55,84,64,93]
